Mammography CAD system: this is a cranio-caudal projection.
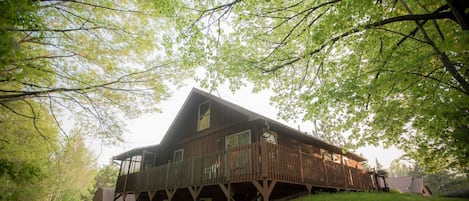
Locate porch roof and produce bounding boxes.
[113,144,160,160]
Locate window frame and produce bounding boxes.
[262,131,277,144]
[225,130,251,149]
[173,148,184,162]
[197,100,211,131]
[119,155,142,175]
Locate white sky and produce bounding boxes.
[91,80,403,169]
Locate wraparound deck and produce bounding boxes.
[115,141,375,200]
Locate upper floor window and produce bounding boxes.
[198,100,210,131]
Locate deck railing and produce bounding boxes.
[116,141,373,193]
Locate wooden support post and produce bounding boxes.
[191,157,195,184]
[356,169,363,191]
[188,186,203,201]
[148,190,156,201]
[165,188,177,201]
[133,192,141,201]
[260,140,268,178]
[165,161,171,188]
[341,155,348,189]
[299,147,304,182]
[323,160,329,186]
[113,193,122,201]
[218,183,231,201]
[305,185,313,194]
[252,179,277,201]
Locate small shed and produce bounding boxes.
[387,176,432,196]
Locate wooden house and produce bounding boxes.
[113,88,378,201]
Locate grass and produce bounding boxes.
[291,192,469,201]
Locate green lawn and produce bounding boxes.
[291,192,468,201]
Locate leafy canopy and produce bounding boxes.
[0,0,191,144]
[161,0,469,172]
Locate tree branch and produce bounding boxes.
[399,0,469,95]
[263,11,455,72]
[38,0,142,13]
[2,26,121,33]
[0,66,163,102]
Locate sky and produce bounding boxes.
[91,81,404,169]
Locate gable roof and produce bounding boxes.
[115,88,367,162]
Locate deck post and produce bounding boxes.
[133,192,141,201]
[298,147,304,182]
[148,190,156,201]
[165,161,171,188]
[323,159,329,187]
[165,188,177,201]
[218,183,231,201]
[188,186,203,201]
[260,140,268,178]
[356,168,363,191]
[341,155,348,189]
[252,179,277,201]
[305,184,313,194]
[191,157,195,184]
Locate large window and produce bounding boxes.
[119,155,142,175]
[226,130,251,149]
[119,158,130,176]
[226,130,252,176]
[198,100,210,131]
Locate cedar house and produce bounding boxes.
[113,88,379,201]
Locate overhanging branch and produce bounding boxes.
[264,11,455,72]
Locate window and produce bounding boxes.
[226,130,251,149]
[333,153,341,163]
[129,155,142,173]
[173,149,184,162]
[343,156,349,166]
[262,132,277,144]
[320,149,332,161]
[119,155,142,175]
[198,100,210,131]
[119,158,130,176]
[226,130,252,176]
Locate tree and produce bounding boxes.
[0,0,190,144]
[388,159,412,177]
[44,132,97,201]
[93,162,120,189]
[162,0,469,172]
[0,100,58,201]
[311,120,347,147]
[0,100,98,201]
